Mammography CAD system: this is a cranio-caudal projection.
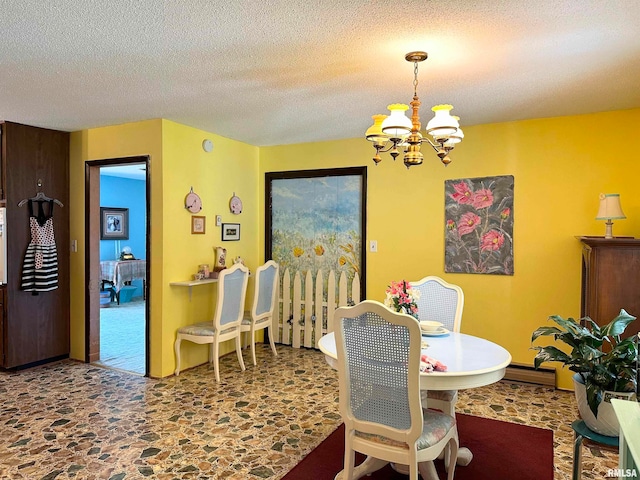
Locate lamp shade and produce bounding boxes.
[596,193,626,220]
[381,104,412,139]
[365,114,389,145]
[444,117,464,145]
[426,104,459,137]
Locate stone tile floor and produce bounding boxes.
[0,345,617,479]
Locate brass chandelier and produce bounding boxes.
[365,51,464,168]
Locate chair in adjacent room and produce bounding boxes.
[174,263,249,382]
[240,260,279,366]
[410,276,464,418]
[334,300,458,480]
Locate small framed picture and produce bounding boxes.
[191,215,206,234]
[100,207,129,240]
[221,223,240,241]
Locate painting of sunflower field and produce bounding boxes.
[266,167,366,300]
[444,175,514,275]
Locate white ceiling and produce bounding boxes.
[100,164,146,180]
[1,1,639,147]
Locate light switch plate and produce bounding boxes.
[216,215,222,226]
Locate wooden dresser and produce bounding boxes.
[579,236,640,339]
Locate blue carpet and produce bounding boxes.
[97,298,145,375]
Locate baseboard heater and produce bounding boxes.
[503,362,556,387]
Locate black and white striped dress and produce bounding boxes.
[21,200,58,292]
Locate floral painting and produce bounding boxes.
[266,167,366,298]
[444,175,514,275]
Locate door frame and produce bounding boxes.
[84,155,151,376]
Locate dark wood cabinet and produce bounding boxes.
[0,121,70,369]
[579,236,640,339]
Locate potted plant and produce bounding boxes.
[531,309,638,436]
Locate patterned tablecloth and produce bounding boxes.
[100,260,146,293]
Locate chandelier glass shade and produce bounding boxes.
[365,51,464,168]
[381,104,413,138]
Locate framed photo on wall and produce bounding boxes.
[100,207,129,240]
[222,223,240,241]
[191,215,206,234]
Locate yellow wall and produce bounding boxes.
[69,119,164,374]
[69,119,259,378]
[160,120,259,376]
[259,108,640,389]
[69,109,640,387]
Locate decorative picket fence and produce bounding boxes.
[273,268,361,349]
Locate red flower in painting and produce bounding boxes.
[450,182,474,204]
[472,189,494,209]
[446,219,456,230]
[501,208,511,219]
[457,212,481,236]
[480,230,505,251]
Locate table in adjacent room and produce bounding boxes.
[100,260,146,303]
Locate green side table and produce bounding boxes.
[571,419,619,480]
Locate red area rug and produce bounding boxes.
[282,414,554,480]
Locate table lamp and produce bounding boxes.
[596,193,626,239]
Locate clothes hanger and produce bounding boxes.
[17,179,64,207]
[18,191,64,208]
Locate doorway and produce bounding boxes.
[85,156,150,376]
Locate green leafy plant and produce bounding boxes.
[531,309,638,418]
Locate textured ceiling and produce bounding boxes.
[1,0,639,147]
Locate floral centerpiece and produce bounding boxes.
[384,280,420,319]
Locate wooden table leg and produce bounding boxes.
[389,460,444,480]
[456,447,473,466]
[334,456,388,480]
[418,461,440,480]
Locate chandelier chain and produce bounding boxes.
[413,61,419,98]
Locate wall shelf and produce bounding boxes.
[170,278,218,301]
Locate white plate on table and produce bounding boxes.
[421,327,450,337]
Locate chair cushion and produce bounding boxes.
[427,389,457,402]
[178,322,216,336]
[355,409,455,450]
[177,322,236,336]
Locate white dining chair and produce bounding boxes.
[410,276,464,418]
[174,263,249,382]
[240,260,279,366]
[334,300,458,480]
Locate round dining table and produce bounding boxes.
[317,330,512,480]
